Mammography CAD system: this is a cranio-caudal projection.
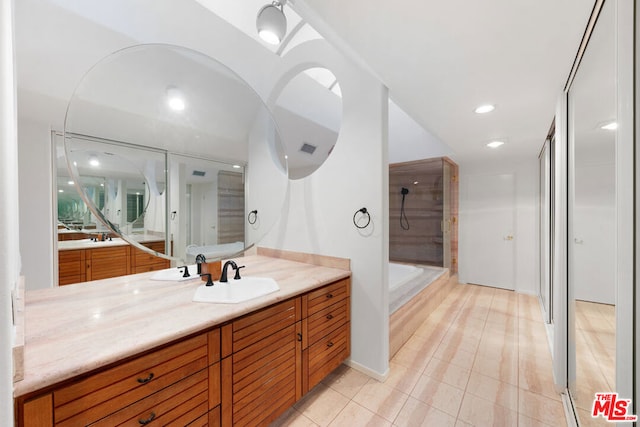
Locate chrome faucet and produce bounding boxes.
[220,260,245,282]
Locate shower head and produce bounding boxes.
[401,187,409,195]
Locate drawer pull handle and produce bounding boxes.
[326,293,334,299]
[326,314,334,320]
[137,373,155,384]
[327,341,334,348]
[297,333,303,342]
[139,412,156,425]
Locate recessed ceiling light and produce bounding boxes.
[67,180,74,185]
[486,140,505,149]
[58,189,64,193]
[166,86,186,111]
[475,104,495,114]
[413,181,419,185]
[600,121,618,130]
[88,155,100,167]
[232,165,241,169]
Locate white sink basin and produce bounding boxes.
[192,277,279,303]
[150,265,199,281]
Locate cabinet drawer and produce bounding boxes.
[89,246,129,260]
[232,298,299,352]
[307,298,350,346]
[306,279,350,316]
[89,368,209,427]
[54,333,209,426]
[307,322,350,391]
[59,274,85,286]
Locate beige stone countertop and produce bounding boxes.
[14,255,350,397]
[58,235,164,251]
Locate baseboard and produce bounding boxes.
[344,358,389,382]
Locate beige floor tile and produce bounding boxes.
[472,353,518,385]
[393,396,456,427]
[327,401,392,427]
[423,357,471,390]
[321,365,370,399]
[457,393,518,427]
[575,407,613,427]
[518,389,566,426]
[270,407,320,427]
[518,413,564,427]
[410,374,464,417]
[434,346,477,371]
[391,344,432,372]
[293,383,350,426]
[465,371,518,411]
[351,380,408,422]
[378,361,421,395]
[518,359,561,402]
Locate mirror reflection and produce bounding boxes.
[273,67,342,179]
[568,0,616,422]
[57,44,288,285]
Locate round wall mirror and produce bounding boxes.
[272,67,342,179]
[63,44,288,264]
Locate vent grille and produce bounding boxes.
[192,170,206,177]
[300,143,317,155]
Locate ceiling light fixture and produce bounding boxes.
[475,104,495,114]
[486,140,505,149]
[600,121,618,131]
[88,155,100,167]
[256,1,287,45]
[166,86,186,111]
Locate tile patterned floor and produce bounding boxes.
[272,283,567,427]
[572,301,615,427]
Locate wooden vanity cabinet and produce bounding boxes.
[16,277,351,427]
[15,328,221,427]
[58,240,169,285]
[302,278,351,392]
[58,250,86,285]
[86,245,131,281]
[131,241,170,274]
[221,298,302,427]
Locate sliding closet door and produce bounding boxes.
[566,0,634,423]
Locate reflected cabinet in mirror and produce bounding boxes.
[56,44,289,285]
[568,1,616,423]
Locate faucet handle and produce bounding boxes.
[178,265,190,278]
[200,273,214,286]
[234,265,245,280]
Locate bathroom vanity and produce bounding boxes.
[58,238,170,285]
[13,251,351,426]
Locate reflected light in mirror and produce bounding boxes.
[486,140,505,148]
[166,86,186,111]
[474,104,495,114]
[600,121,618,130]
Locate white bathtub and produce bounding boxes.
[389,262,446,314]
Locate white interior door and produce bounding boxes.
[462,172,516,290]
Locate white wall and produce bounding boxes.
[1,0,18,424]
[17,119,54,290]
[260,39,390,378]
[458,158,538,294]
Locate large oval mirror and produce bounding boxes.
[63,44,288,264]
[273,67,342,179]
